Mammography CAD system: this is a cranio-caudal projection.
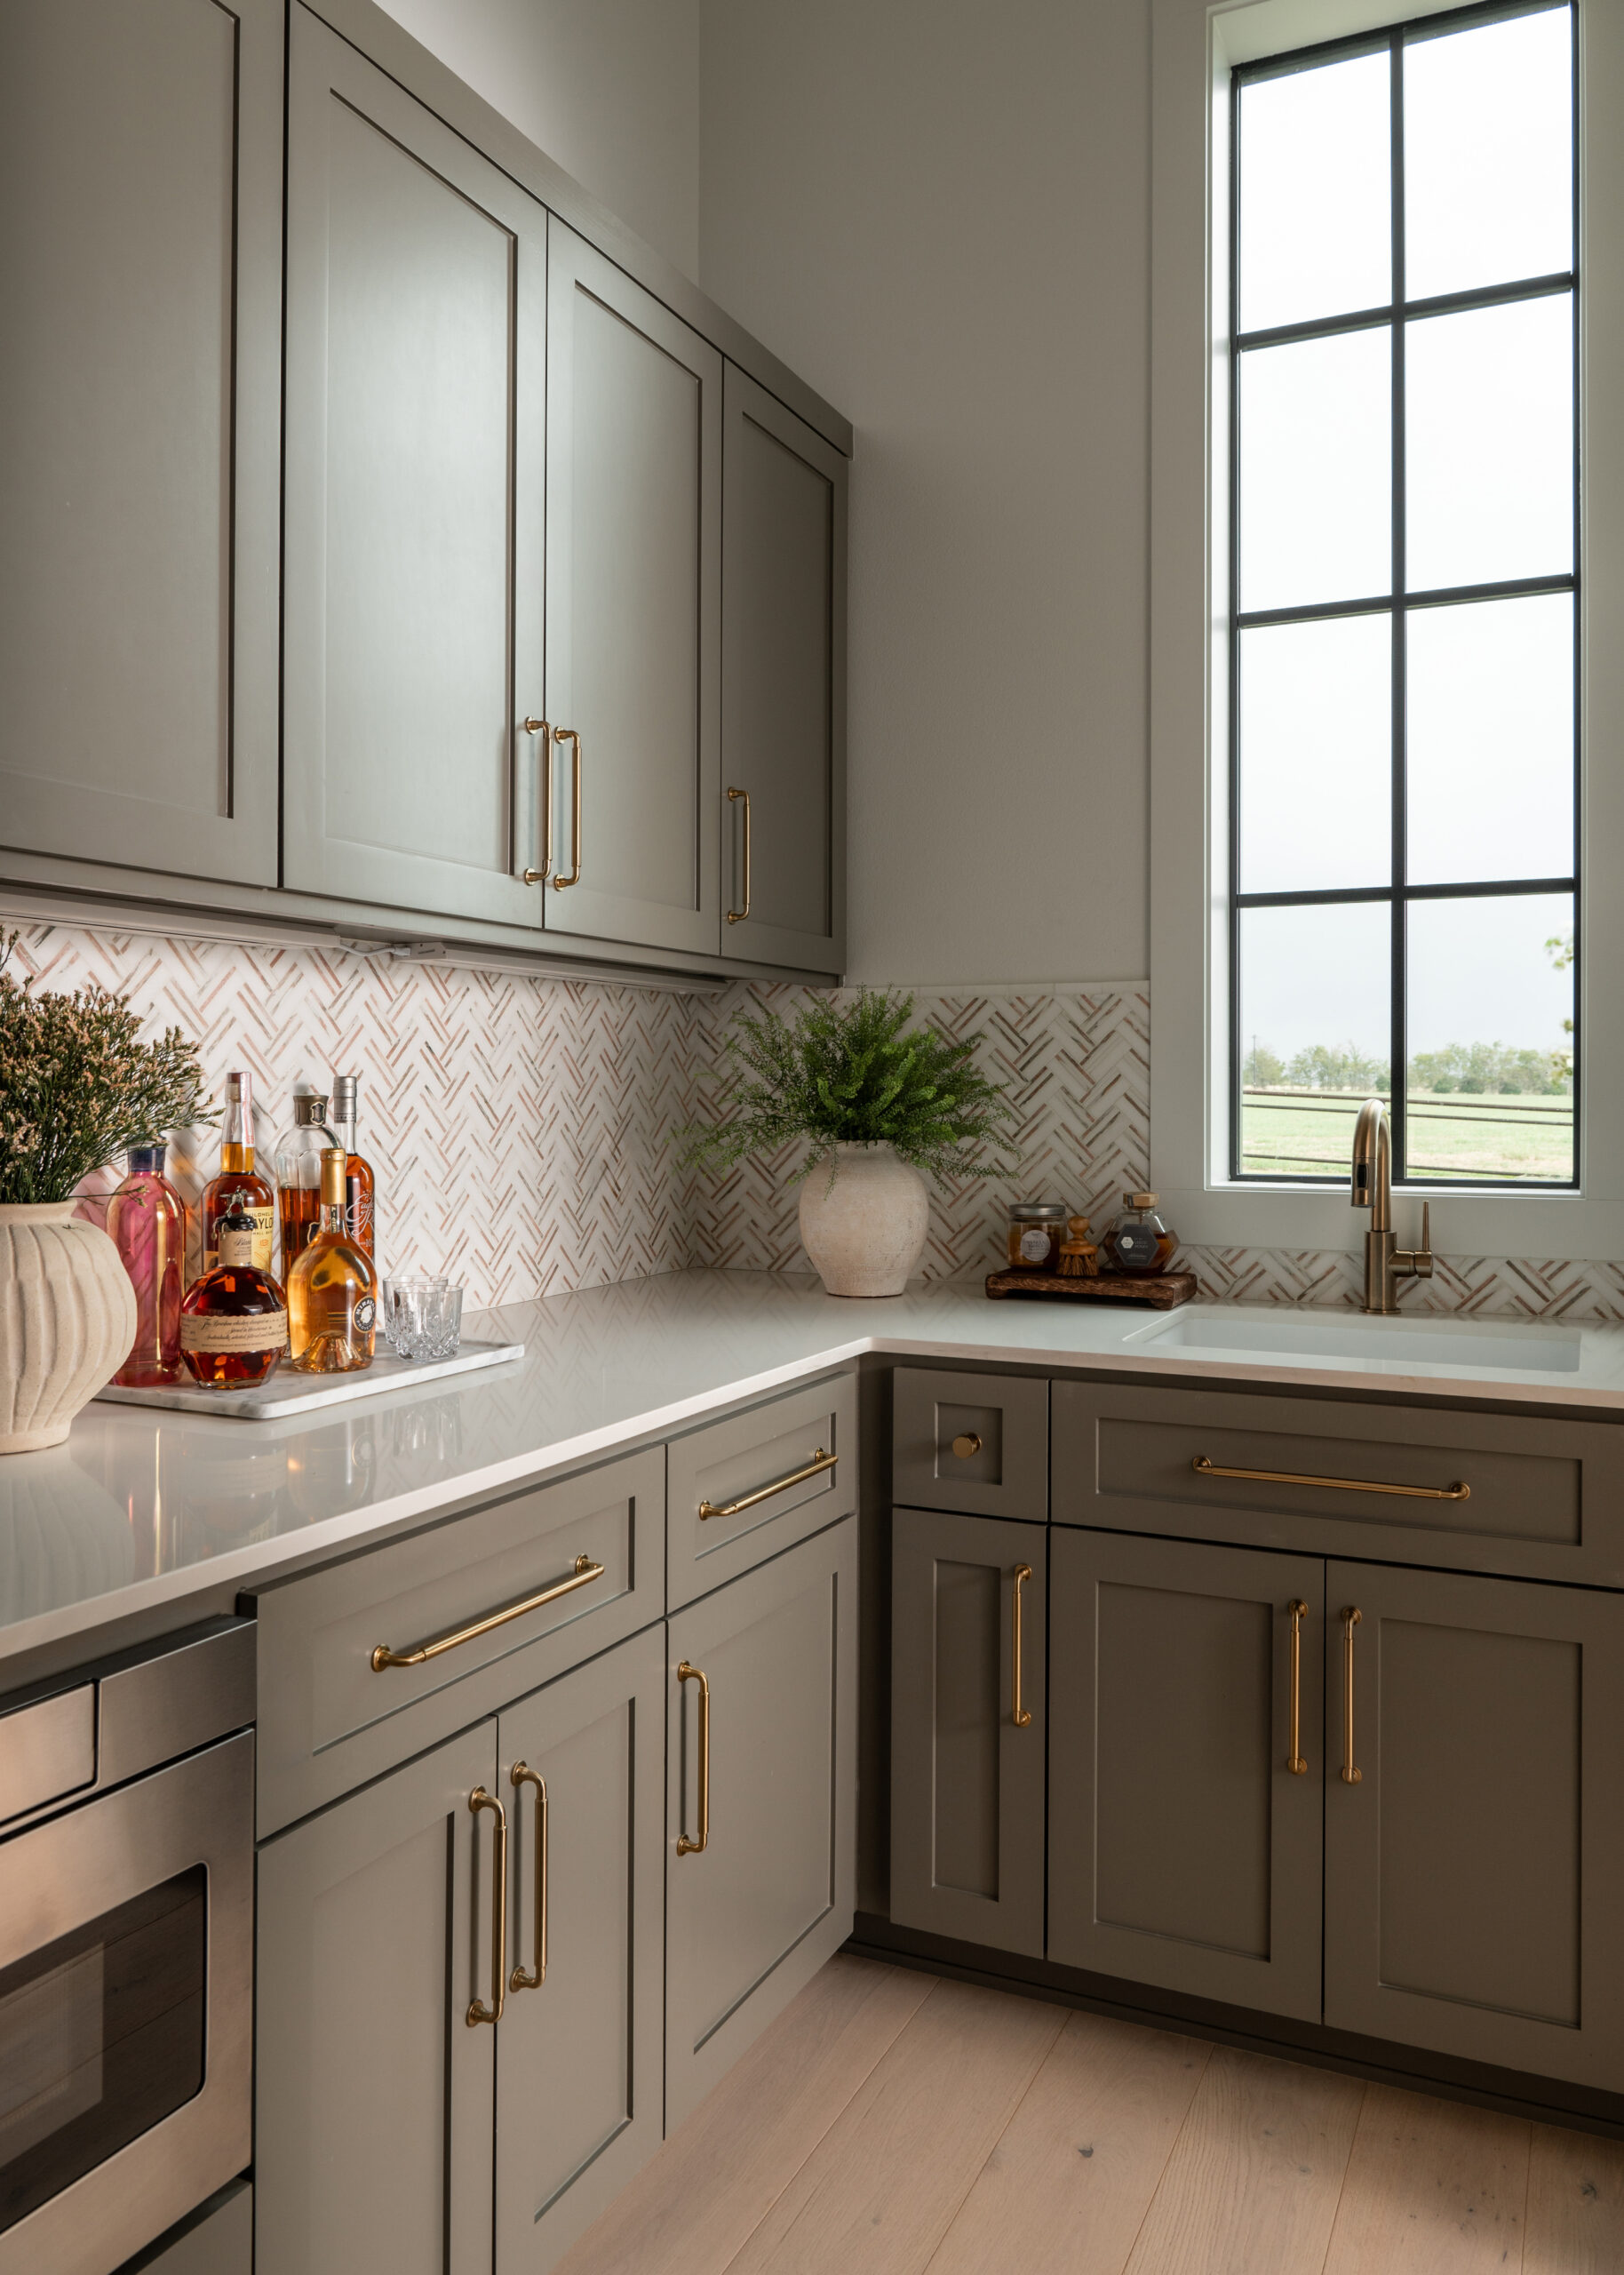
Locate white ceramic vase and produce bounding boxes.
[798,1143,929,1297]
[0,1202,137,1453]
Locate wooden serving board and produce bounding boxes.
[984,1268,1199,1310]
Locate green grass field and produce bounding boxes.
[1239,1088,1574,1184]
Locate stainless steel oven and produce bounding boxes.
[0,1618,253,2275]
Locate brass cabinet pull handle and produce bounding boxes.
[509,1763,547,1992]
[951,1432,983,1459]
[1341,1608,1363,1785]
[370,1554,605,1672]
[552,727,582,889]
[698,1449,836,1521]
[726,786,752,924]
[1011,1564,1033,1728]
[676,1660,710,1856]
[521,716,552,882]
[1286,1600,1309,1775]
[467,1786,508,2026]
[1191,1454,1469,1503]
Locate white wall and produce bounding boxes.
[700,0,1153,986]
[378,0,701,275]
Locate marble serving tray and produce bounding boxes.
[93,1337,525,1421]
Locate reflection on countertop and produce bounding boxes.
[8,1266,1624,1670]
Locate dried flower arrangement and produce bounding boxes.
[0,932,217,1207]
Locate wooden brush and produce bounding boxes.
[1056,1216,1099,1277]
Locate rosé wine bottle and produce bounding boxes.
[107,1144,187,1385]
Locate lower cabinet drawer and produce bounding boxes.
[665,1516,858,2131]
[251,1449,664,1836]
[123,2180,251,2275]
[666,1371,856,1609]
[1052,1377,1624,1584]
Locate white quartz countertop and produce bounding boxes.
[6,1267,1624,1672]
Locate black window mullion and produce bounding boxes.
[1228,61,1244,1178]
[1389,28,1409,1181]
[1229,0,1577,1190]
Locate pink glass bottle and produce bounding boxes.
[107,1144,187,1385]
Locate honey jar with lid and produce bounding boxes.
[1099,1192,1178,1275]
[1007,1201,1067,1273]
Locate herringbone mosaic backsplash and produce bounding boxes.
[9,914,1622,1321]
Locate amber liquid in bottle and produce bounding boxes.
[288,1148,378,1374]
[179,1212,288,1387]
[202,1070,276,1277]
[330,1074,376,1258]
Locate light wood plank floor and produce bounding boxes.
[557,1957,1624,2275]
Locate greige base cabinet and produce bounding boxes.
[889,1510,1047,1957]
[1325,1560,1624,2087]
[720,365,848,972]
[665,1518,858,2131]
[542,220,722,957]
[255,1722,498,2275]
[495,1628,665,2275]
[0,0,283,884]
[1048,1528,1325,2022]
[282,5,549,927]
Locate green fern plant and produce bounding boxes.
[680,988,1016,1193]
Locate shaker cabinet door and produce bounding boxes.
[494,1628,665,2275]
[0,0,283,883]
[542,220,722,957]
[282,4,548,928]
[719,366,848,973]
[889,1510,1046,1957]
[1047,1528,1325,2022]
[665,1517,857,2131]
[1325,1561,1624,2088]
[255,1722,499,2275]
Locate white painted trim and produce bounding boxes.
[1150,0,1624,1262]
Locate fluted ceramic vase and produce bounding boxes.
[0,1202,137,1453]
[798,1143,929,1297]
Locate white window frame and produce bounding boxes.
[1150,0,1624,1261]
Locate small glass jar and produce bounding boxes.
[1100,1191,1178,1275]
[1007,1201,1068,1273]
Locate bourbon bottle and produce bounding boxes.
[201,1071,276,1277]
[179,1206,288,1387]
[330,1073,376,1259]
[288,1147,378,1374]
[275,1091,338,1282]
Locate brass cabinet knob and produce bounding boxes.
[951,1432,983,1459]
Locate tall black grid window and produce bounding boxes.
[1230,0,1579,1188]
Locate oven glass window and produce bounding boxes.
[0,1866,206,2235]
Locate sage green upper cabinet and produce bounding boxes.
[720,368,848,973]
[1324,1561,1624,2088]
[542,220,723,958]
[282,6,548,928]
[0,0,282,883]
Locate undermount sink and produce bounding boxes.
[1126,1307,1585,1377]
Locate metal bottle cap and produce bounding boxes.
[225,1070,251,1105]
[332,1074,360,1118]
[321,1147,348,1207]
[292,1094,331,1127]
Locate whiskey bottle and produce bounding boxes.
[288,1147,378,1374]
[330,1073,376,1258]
[275,1091,338,1282]
[201,1071,276,1276]
[179,1206,288,1388]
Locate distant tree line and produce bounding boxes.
[1241,1040,1572,1097]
